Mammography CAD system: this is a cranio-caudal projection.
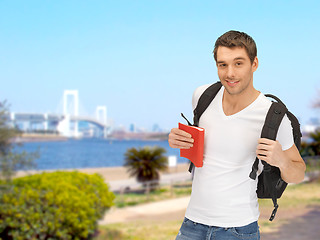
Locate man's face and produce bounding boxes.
[216,46,258,96]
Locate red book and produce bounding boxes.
[178,122,205,168]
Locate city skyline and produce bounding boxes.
[1,1,320,131]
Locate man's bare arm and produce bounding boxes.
[256,138,306,183]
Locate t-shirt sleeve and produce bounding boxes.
[276,114,295,151]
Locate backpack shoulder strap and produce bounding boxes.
[286,111,302,150]
[193,81,222,127]
[250,97,288,180]
[249,94,289,221]
[264,94,302,150]
[260,95,302,221]
[261,99,287,141]
[188,81,222,173]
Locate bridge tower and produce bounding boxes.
[96,106,108,138]
[58,90,80,137]
[63,90,79,117]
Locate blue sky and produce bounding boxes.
[1,0,320,131]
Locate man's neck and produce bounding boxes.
[222,88,260,116]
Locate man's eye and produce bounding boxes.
[219,64,226,67]
[236,62,242,66]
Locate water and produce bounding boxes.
[17,139,187,170]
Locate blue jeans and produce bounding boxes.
[176,218,260,240]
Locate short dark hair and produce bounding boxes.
[213,30,257,63]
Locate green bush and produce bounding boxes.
[0,171,115,240]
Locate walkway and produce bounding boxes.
[99,169,192,224]
[261,206,320,240]
[99,196,190,225]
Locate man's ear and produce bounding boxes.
[252,57,259,72]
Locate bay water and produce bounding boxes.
[18,138,187,170]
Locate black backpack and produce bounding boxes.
[183,81,302,221]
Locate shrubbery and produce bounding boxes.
[0,171,115,240]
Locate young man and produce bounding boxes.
[168,30,306,240]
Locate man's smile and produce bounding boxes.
[225,79,240,87]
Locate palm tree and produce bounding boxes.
[124,146,168,192]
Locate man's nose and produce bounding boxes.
[226,66,235,78]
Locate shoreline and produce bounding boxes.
[12,134,68,143]
[15,163,190,182]
[12,132,169,143]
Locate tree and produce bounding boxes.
[0,101,37,182]
[300,130,320,157]
[124,146,168,192]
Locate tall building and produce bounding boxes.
[129,123,136,132]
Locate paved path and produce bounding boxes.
[261,206,320,240]
[99,196,190,224]
[99,172,192,224]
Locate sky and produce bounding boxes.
[1,0,320,132]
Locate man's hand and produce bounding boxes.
[256,138,306,183]
[256,138,288,169]
[168,128,194,149]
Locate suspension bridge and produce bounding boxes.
[7,90,109,138]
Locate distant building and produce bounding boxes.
[152,124,161,132]
[129,123,136,132]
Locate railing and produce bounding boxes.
[115,174,192,204]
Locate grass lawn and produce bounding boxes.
[95,180,320,240]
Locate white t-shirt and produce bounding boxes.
[185,84,294,227]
